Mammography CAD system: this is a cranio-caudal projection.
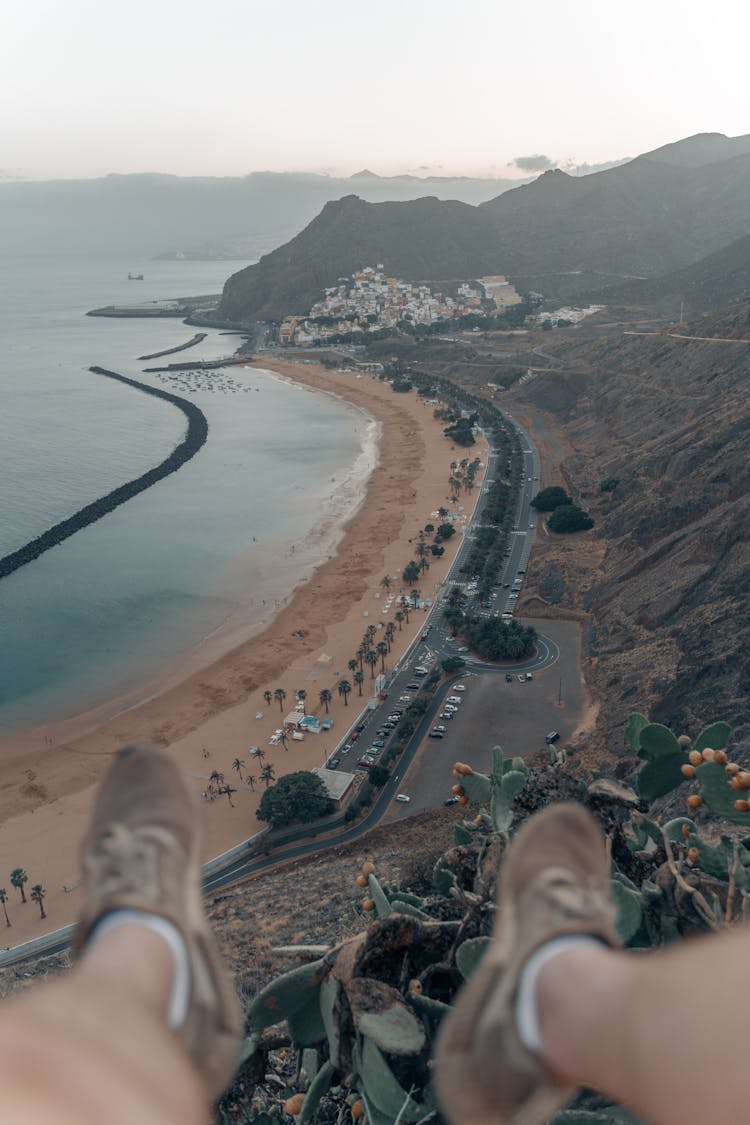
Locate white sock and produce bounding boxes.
[516,935,601,1053]
[88,909,191,1029]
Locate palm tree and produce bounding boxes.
[400,598,411,624]
[246,774,258,791]
[208,769,225,797]
[376,640,388,674]
[260,763,276,787]
[365,650,378,679]
[232,758,245,780]
[295,689,307,714]
[0,888,10,927]
[384,622,395,651]
[337,678,352,706]
[410,588,421,607]
[366,624,377,644]
[253,746,266,766]
[280,729,289,751]
[395,610,404,631]
[347,658,359,676]
[357,645,367,671]
[221,785,237,808]
[10,868,27,904]
[263,690,273,708]
[354,670,365,697]
[274,687,286,712]
[380,575,391,591]
[30,884,46,920]
[319,688,332,714]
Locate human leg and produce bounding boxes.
[0,742,241,1125]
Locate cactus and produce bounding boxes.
[458,770,492,803]
[432,855,457,894]
[611,878,643,944]
[453,823,474,846]
[624,711,649,750]
[298,1060,334,1125]
[693,721,731,752]
[246,958,328,1031]
[348,979,426,1055]
[367,872,393,918]
[287,989,326,1046]
[696,760,750,824]
[352,1035,429,1123]
[634,722,686,801]
[390,899,433,920]
[456,936,491,980]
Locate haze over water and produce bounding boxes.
[0,255,367,732]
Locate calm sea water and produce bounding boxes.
[0,255,365,732]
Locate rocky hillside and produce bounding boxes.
[517,301,750,752]
[218,132,750,322]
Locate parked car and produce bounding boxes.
[439,712,453,720]
[405,682,420,690]
[357,758,373,769]
[350,731,360,742]
[428,730,445,739]
[453,684,466,692]
[434,724,446,732]
[457,646,468,653]
[444,705,458,714]
[546,730,560,744]
[399,695,412,703]
[444,796,460,806]
[395,794,411,803]
[505,674,513,683]
[518,674,526,683]
[342,743,352,754]
[526,672,533,681]
[372,739,386,749]
[327,758,340,769]
[447,696,462,704]
[355,722,367,732]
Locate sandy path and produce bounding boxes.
[0,361,486,944]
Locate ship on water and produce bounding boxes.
[127,272,144,280]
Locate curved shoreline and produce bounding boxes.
[0,367,208,581]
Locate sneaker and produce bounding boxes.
[434,802,619,1124]
[74,742,242,1099]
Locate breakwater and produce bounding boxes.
[137,333,207,361]
[0,368,209,581]
[143,356,252,373]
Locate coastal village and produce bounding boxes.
[278,266,523,346]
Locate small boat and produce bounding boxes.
[127,272,144,280]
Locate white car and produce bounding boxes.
[444,704,458,713]
[453,684,466,692]
[395,793,410,803]
[447,696,463,704]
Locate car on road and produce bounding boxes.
[428,730,444,739]
[414,667,428,676]
[502,582,510,588]
[439,711,453,720]
[395,794,410,803]
[444,796,460,806]
[355,722,367,732]
[526,672,533,681]
[453,684,466,692]
[327,758,340,769]
[405,682,420,690]
[387,714,401,723]
[382,722,395,731]
[546,730,560,744]
[399,694,412,702]
[457,646,469,653]
[505,674,513,682]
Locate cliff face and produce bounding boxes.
[518,303,750,749]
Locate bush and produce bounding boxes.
[257,771,334,827]
[547,504,594,533]
[369,764,389,788]
[531,485,570,512]
[441,655,467,673]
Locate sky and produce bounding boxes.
[3,0,749,181]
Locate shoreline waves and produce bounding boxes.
[0,359,486,946]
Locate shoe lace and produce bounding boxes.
[85,823,183,904]
[531,866,615,927]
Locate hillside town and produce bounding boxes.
[278,266,522,346]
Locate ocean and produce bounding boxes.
[0,255,372,733]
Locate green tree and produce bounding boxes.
[531,486,571,512]
[319,688,332,714]
[376,641,388,673]
[30,884,46,920]
[348,658,359,677]
[395,610,404,631]
[260,763,276,787]
[435,522,456,542]
[231,757,245,780]
[263,690,273,708]
[547,504,594,534]
[274,687,287,712]
[0,889,10,927]
[10,869,27,904]
[380,575,391,591]
[441,655,467,673]
[599,476,619,493]
[402,561,420,586]
[365,650,379,679]
[257,771,334,827]
[338,678,352,705]
[369,764,390,788]
[246,774,258,792]
[354,669,365,696]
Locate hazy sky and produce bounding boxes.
[4,0,748,181]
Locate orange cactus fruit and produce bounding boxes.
[701,748,715,762]
[681,824,692,841]
[725,762,740,775]
[686,795,703,809]
[677,734,692,748]
[688,750,702,766]
[451,783,463,795]
[731,777,743,790]
[687,847,699,864]
[714,750,728,765]
[738,773,750,790]
[734,800,750,813]
[355,874,368,888]
[458,795,468,805]
[283,1093,305,1116]
[362,898,375,911]
[351,1099,365,1119]
[452,768,462,779]
[361,861,375,876]
[681,764,696,778]
[408,978,423,994]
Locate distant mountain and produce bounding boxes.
[218,195,499,323]
[218,132,750,323]
[0,169,527,258]
[585,233,750,315]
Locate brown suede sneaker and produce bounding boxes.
[74,742,242,1100]
[434,802,619,1125]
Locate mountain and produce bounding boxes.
[0,169,526,259]
[515,299,750,750]
[218,132,750,323]
[584,233,750,314]
[218,195,500,323]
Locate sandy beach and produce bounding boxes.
[0,359,486,944]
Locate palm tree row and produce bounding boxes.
[4,869,47,922]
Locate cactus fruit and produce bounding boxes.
[363,899,375,912]
[687,795,703,809]
[356,874,368,888]
[689,750,702,766]
[362,861,375,876]
[283,1093,305,1116]
[677,734,692,748]
[681,764,695,778]
[696,761,750,823]
[735,800,750,813]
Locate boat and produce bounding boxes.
[127,272,144,280]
